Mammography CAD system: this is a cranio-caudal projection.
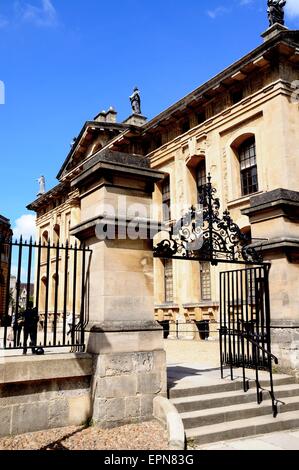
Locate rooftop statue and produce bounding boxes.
[267,0,287,26]
[37,176,46,197]
[130,87,141,115]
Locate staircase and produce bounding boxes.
[169,371,299,447]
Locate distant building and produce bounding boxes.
[0,216,12,322]
[9,276,34,314]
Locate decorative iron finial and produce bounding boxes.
[267,0,286,27]
[153,176,263,264]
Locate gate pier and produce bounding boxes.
[70,154,167,427]
[243,189,299,377]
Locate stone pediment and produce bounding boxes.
[57,121,130,180]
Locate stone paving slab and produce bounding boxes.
[168,362,290,391]
[193,429,299,450]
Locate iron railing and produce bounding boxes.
[0,237,91,353]
[219,265,280,417]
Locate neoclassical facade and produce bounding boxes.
[28,23,299,372]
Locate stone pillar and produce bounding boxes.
[70,153,167,427]
[243,189,299,377]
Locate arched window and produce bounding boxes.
[196,160,206,202]
[51,274,59,312]
[41,230,49,264]
[53,224,60,245]
[40,276,48,311]
[238,137,258,196]
[42,230,49,244]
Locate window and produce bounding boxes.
[196,160,206,202]
[164,259,173,303]
[53,224,60,245]
[238,137,258,196]
[51,274,59,311]
[41,230,49,264]
[42,230,49,244]
[162,177,171,221]
[40,276,48,310]
[200,262,211,301]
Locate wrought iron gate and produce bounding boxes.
[220,265,279,417]
[154,175,280,418]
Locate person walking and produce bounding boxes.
[23,301,42,355]
[12,311,24,347]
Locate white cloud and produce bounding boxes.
[15,0,58,27]
[207,6,230,19]
[13,214,36,241]
[286,0,299,18]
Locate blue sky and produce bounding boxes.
[0,0,299,238]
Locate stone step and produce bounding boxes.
[186,410,299,446]
[169,374,294,399]
[171,383,299,413]
[181,395,299,429]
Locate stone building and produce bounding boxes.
[0,215,12,323]
[28,22,299,373]
[9,276,34,313]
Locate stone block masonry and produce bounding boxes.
[92,349,167,428]
[0,354,92,437]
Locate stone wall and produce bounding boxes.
[271,324,299,379]
[92,349,167,428]
[0,353,92,437]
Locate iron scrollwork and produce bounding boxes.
[154,175,263,264]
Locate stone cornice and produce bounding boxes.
[142,29,299,134]
[148,79,287,166]
[251,237,299,263]
[242,188,299,221]
[87,320,162,333]
[70,214,164,241]
[70,155,165,190]
[27,182,71,212]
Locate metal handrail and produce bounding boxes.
[222,327,278,364]
[221,326,280,418]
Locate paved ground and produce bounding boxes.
[164,337,220,368]
[192,429,299,450]
[164,338,299,451]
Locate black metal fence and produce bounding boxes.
[219,265,279,417]
[0,237,91,353]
